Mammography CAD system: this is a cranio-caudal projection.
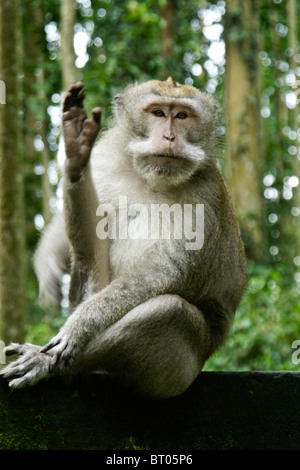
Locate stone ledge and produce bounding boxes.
[0,371,299,450]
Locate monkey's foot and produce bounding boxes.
[0,343,55,389]
[63,82,101,182]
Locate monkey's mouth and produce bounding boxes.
[149,153,184,168]
[152,153,181,159]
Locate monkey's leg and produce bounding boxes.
[70,295,210,399]
[0,296,218,396]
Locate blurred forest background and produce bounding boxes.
[0,0,300,371]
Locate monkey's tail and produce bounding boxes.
[33,212,70,306]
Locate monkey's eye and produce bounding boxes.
[176,112,188,120]
[152,109,165,117]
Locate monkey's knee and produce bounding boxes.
[132,350,200,399]
[95,295,206,399]
[107,336,201,399]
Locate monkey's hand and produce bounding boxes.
[39,327,80,370]
[63,82,101,183]
[0,343,56,389]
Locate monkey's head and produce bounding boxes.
[113,77,219,187]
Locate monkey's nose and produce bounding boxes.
[163,132,176,142]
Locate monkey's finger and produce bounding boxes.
[63,91,86,113]
[68,81,84,96]
[52,340,70,367]
[3,342,40,357]
[1,365,25,380]
[58,342,78,369]
[39,342,58,354]
[0,367,23,380]
[63,83,85,112]
[39,333,73,369]
[80,127,99,150]
[40,334,63,354]
[92,107,102,126]
[8,366,47,389]
[8,377,29,389]
[0,357,31,379]
[3,343,21,356]
[80,112,102,150]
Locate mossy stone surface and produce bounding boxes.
[0,371,299,450]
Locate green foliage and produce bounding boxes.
[205,262,300,371]
[25,316,64,346]
[77,0,208,122]
[24,268,65,346]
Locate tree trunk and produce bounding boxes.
[270,8,287,174]
[287,0,300,257]
[224,0,264,260]
[160,0,175,59]
[60,0,79,91]
[23,7,53,230]
[0,0,26,343]
[34,8,52,226]
[37,67,52,226]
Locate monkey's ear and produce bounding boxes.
[213,102,222,115]
[112,94,124,117]
[113,94,122,103]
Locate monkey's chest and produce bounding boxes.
[109,209,156,277]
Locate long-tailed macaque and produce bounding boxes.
[0,78,247,399]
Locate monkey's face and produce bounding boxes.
[121,80,219,188]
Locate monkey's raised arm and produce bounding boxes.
[62,82,101,256]
[62,83,110,300]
